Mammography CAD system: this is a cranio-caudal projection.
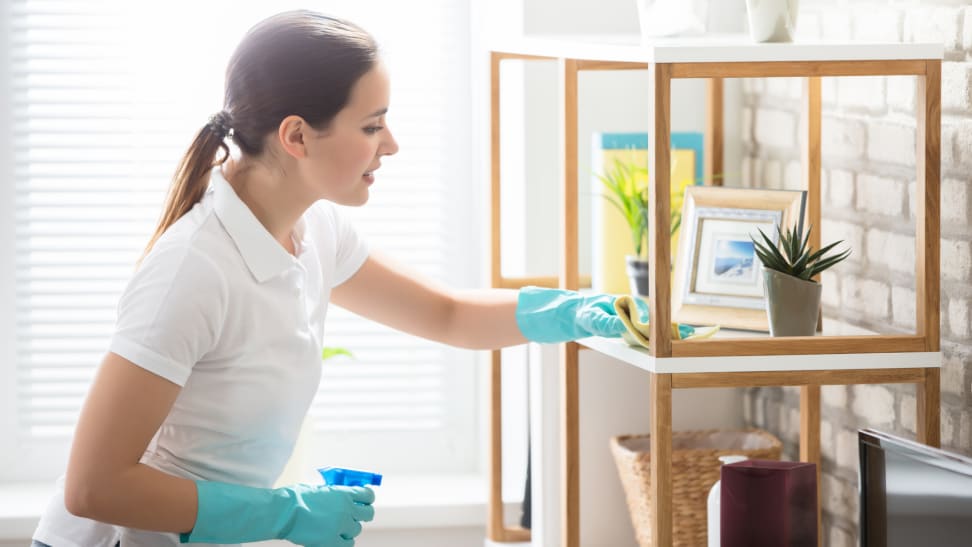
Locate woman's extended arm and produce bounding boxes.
[64,351,197,533]
[331,251,528,350]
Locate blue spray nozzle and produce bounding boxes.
[317,466,383,487]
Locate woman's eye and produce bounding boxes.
[364,125,384,135]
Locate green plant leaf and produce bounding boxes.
[754,227,790,270]
[322,347,353,361]
[805,239,845,265]
[751,223,851,281]
[594,154,693,258]
[807,249,852,278]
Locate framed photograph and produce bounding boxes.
[673,186,807,332]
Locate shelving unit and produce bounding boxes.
[486,34,943,547]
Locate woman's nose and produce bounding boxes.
[382,128,399,156]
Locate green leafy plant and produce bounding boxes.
[751,223,851,281]
[322,347,353,361]
[595,157,684,258]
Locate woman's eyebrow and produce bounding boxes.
[362,107,388,121]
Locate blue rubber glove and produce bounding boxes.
[515,286,633,343]
[515,287,697,343]
[180,481,374,546]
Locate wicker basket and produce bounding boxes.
[610,428,782,547]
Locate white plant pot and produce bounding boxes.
[745,0,800,43]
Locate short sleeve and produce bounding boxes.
[328,204,370,287]
[108,246,228,386]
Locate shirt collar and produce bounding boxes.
[211,168,298,283]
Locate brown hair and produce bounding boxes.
[142,10,379,256]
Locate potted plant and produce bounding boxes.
[596,156,684,297]
[751,222,850,336]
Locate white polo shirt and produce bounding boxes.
[33,169,369,547]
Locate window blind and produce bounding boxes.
[7,0,477,476]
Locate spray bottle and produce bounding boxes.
[707,454,747,547]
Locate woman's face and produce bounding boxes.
[302,62,399,205]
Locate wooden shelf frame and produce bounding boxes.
[486,46,942,547]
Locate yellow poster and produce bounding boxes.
[593,147,698,295]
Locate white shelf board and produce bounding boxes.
[578,319,941,374]
[490,33,944,64]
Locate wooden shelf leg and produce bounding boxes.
[558,56,581,547]
[704,77,723,186]
[916,60,941,355]
[802,77,823,332]
[800,385,821,547]
[488,351,504,541]
[917,367,941,447]
[562,342,580,547]
[650,373,673,547]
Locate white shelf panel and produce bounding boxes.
[578,319,941,374]
[490,33,944,64]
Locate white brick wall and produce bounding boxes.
[956,119,972,167]
[942,62,972,112]
[866,121,916,166]
[764,77,801,100]
[942,347,970,397]
[741,106,753,141]
[891,286,916,329]
[820,418,834,457]
[964,7,972,51]
[865,229,914,273]
[821,270,840,307]
[822,116,866,159]
[856,174,905,216]
[837,76,886,112]
[851,385,896,425]
[825,168,855,208]
[840,276,890,318]
[942,238,972,281]
[834,427,859,469]
[886,75,915,112]
[821,76,837,106]
[821,385,847,408]
[762,157,784,189]
[828,526,855,547]
[900,394,916,433]
[820,11,852,40]
[754,107,796,148]
[941,124,957,167]
[851,6,902,42]
[905,6,961,49]
[948,297,970,339]
[743,3,972,546]
[783,160,802,190]
[822,472,858,520]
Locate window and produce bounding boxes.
[0,0,478,481]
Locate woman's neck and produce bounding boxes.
[221,160,310,256]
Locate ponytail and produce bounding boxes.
[141,111,233,260]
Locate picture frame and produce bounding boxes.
[672,186,807,332]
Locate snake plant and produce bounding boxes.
[752,223,850,281]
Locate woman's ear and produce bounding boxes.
[277,115,309,159]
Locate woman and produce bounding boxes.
[31,10,633,547]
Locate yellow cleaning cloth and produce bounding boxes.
[613,295,720,349]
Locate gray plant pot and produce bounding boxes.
[763,268,821,336]
[625,255,650,297]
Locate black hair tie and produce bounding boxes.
[207,111,233,138]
